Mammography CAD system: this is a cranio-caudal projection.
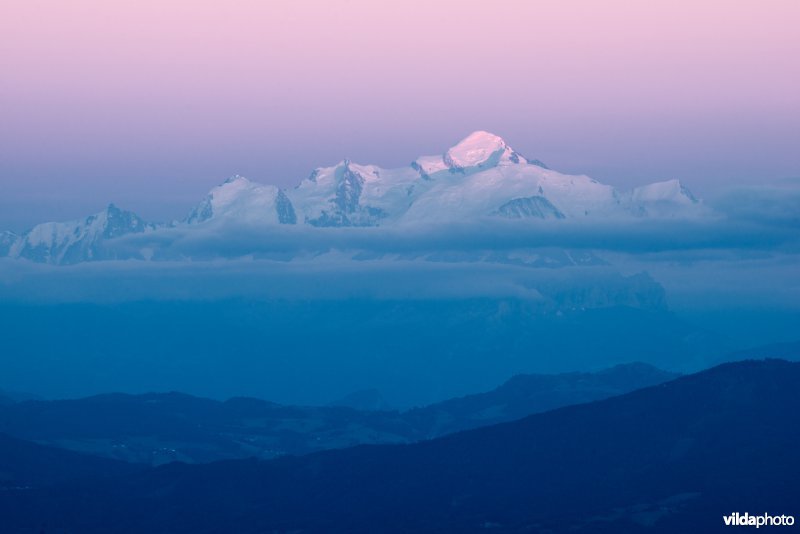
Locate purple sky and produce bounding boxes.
[1,0,798,231]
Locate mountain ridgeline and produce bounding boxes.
[1,131,707,265]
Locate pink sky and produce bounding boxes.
[1,0,798,228]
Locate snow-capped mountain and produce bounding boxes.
[187,131,705,227]
[2,131,710,264]
[630,178,701,217]
[186,175,296,225]
[402,131,622,222]
[402,131,703,222]
[6,204,156,264]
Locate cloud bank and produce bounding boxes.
[0,182,797,312]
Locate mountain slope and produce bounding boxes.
[1,360,797,533]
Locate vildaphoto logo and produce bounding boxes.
[723,513,795,528]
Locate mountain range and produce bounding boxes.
[0,363,678,465]
[1,131,709,265]
[0,359,796,533]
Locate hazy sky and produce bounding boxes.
[1,0,798,231]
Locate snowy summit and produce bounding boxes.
[1,131,709,264]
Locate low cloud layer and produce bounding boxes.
[709,181,800,228]
[0,183,797,313]
[108,214,798,262]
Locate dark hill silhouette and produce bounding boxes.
[0,363,677,464]
[720,339,800,363]
[1,359,797,533]
[0,433,140,489]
